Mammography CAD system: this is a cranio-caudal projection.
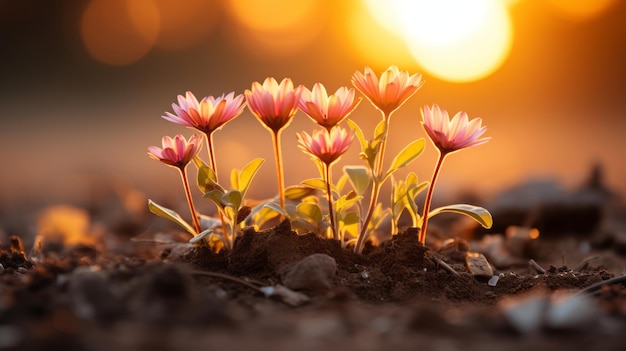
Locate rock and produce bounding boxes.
[499,287,601,334]
[281,253,337,294]
[465,252,493,280]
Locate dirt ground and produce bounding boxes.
[1,181,626,351]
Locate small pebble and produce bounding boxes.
[465,252,493,279]
[488,275,500,287]
[282,253,337,294]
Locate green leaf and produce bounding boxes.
[263,202,289,218]
[284,185,317,200]
[221,190,242,210]
[344,166,371,196]
[204,190,225,211]
[385,139,425,180]
[426,204,493,229]
[237,158,264,196]
[301,178,328,191]
[339,210,360,226]
[148,199,197,235]
[192,156,207,169]
[197,164,223,194]
[371,119,388,150]
[296,202,323,222]
[335,192,363,212]
[249,204,280,229]
[347,119,367,151]
[336,173,349,193]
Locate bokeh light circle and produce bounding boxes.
[363,0,513,82]
[81,0,160,66]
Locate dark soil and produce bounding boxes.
[2,203,626,350]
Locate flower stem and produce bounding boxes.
[354,112,391,254]
[272,130,286,210]
[373,112,391,176]
[324,162,337,240]
[418,151,447,245]
[354,179,380,254]
[179,167,202,234]
[206,132,217,172]
[205,132,231,249]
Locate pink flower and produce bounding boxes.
[352,65,424,117]
[147,134,202,169]
[297,127,354,166]
[245,78,303,133]
[298,83,362,131]
[421,104,490,154]
[162,91,245,134]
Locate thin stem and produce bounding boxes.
[324,162,337,240]
[354,111,390,254]
[205,132,231,250]
[271,130,286,210]
[418,152,447,245]
[179,167,202,234]
[354,179,381,254]
[373,112,391,177]
[205,132,218,173]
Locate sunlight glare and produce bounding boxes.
[347,4,418,69]
[547,0,618,21]
[363,0,513,82]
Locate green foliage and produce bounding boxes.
[231,158,265,196]
[347,119,385,170]
[383,139,425,182]
[390,173,428,235]
[200,158,265,250]
[344,166,371,196]
[422,204,493,229]
[148,199,197,236]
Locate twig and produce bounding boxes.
[188,270,264,294]
[573,256,599,273]
[430,256,460,276]
[529,259,546,274]
[576,275,626,296]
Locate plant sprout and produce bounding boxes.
[245,78,302,211]
[349,65,424,253]
[297,127,354,239]
[147,134,203,234]
[161,91,246,240]
[418,104,492,245]
[197,158,264,251]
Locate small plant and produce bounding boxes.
[245,78,302,211]
[195,157,264,251]
[147,134,203,234]
[349,65,426,253]
[145,65,493,253]
[417,104,492,245]
[161,91,246,240]
[296,127,354,240]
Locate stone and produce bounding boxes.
[281,253,337,294]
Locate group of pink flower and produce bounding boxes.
[148,65,489,246]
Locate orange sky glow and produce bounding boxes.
[1,0,625,213]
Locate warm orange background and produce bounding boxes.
[1,0,625,212]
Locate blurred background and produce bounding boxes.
[1,0,625,218]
